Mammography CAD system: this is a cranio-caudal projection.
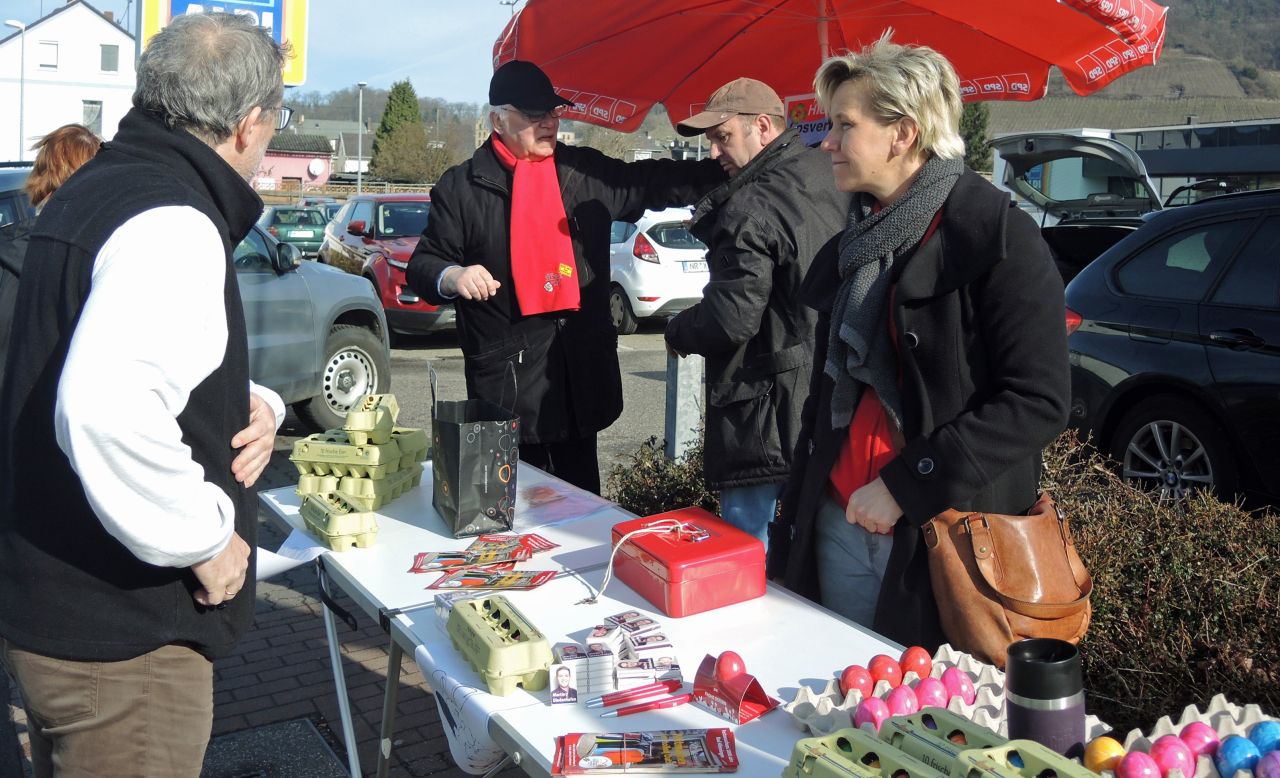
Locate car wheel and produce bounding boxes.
[293,324,391,432]
[1108,396,1238,503]
[609,284,638,336]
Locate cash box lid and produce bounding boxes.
[611,507,763,584]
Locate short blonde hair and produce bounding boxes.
[814,32,965,161]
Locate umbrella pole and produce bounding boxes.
[817,0,831,59]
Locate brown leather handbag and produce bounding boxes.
[921,493,1092,669]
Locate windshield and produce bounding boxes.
[377,202,431,237]
[1007,157,1155,219]
[646,221,706,250]
[271,209,326,227]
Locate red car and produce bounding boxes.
[319,193,453,334]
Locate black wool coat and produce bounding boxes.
[406,140,725,444]
[767,171,1071,650]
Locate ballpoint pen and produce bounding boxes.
[585,679,682,709]
[599,693,692,718]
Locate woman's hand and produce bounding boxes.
[845,477,902,534]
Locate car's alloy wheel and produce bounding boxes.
[609,284,638,335]
[294,324,391,432]
[1110,396,1237,503]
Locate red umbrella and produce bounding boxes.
[493,0,1167,133]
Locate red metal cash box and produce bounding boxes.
[610,508,765,618]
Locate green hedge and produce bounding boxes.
[606,431,1280,733]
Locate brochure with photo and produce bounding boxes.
[551,728,738,774]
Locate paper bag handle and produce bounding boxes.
[428,360,517,413]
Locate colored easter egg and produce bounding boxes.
[1180,721,1220,758]
[840,664,874,698]
[1116,750,1161,778]
[1149,735,1197,778]
[1251,720,1280,755]
[714,651,745,683]
[1255,751,1280,778]
[913,676,949,709]
[868,654,903,688]
[1085,735,1127,773]
[885,684,920,716]
[1216,735,1262,777]
[853,697,891,731]
[898,645,933,680]
[940,666,976,705]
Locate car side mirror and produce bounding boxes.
[275,241,303,271]
[347,220,367,237]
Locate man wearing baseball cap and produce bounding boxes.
[406,61,725,494]
[664,78,849,547]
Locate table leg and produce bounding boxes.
[374,639,403,778]
[481,754,514,778]
[319,562,363,778]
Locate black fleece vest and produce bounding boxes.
[0,108,261,661]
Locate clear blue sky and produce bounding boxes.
[5,0,520,104]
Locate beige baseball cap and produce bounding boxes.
[676,78,786,137]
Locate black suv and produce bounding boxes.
[1065,189,1280,502]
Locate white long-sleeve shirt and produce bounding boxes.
[54,206,285,569]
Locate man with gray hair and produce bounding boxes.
[0,13,287,774]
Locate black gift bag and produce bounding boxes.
[429,364,520,537]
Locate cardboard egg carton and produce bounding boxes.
[389,427,429,468]
[446,595,553,696]
[299,492,379,551]
[1104,695,1278,778]
[335,463,423,512]
[290,430,403,479]
[785,644,1110,739]
[342,393,399,445]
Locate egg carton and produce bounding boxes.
[289,430,403,479]
[342,393,400,446]
[299,492,379,551]
[1098,695,1279,778]
[785,644,1109,739]
[336,463,423,512]
[389,427,430,467]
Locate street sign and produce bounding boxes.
[139,0,308,86]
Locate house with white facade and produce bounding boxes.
[0,0,135,162]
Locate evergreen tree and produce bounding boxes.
[370,79,424,175]
[369,121,444,183]
[960,102,992,172]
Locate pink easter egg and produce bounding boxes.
[885,684,920,716]
[853,697,891,731]
[1255,751,1280,778]
[1180,721,1220,758]
[940,666,976,705]
[913,676,949,708]
[1150,735,1197,778]
[1116,750,1162,778]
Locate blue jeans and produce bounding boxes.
[814,497,894,628]
[719,482,783,550]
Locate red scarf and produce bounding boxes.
[490,134,580,315]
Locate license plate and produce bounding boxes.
[683,260,708,273]
[289,230,314,238]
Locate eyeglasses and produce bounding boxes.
[507,104,567,123]
[274,105,294,131]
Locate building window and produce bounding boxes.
[83,101,103,136]
[100,44,119,73]
[37,41,58,69]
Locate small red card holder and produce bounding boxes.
[691,653,781,725]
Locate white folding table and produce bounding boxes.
[259,464,903,777]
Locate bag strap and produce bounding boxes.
[498,360,518,414]
[964,498,1093,619]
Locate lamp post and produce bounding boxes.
[4,20,25,162]
[356,81,366,194]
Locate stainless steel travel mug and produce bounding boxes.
[1005,638,1086,758]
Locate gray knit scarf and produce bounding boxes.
[825,155,964,429]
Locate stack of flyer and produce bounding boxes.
[551,611,682,705]
[551,729,738,774]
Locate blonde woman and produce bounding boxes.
[767,34,1070,649]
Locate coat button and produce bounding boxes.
[904,331,920,349]
[917,458,935,475]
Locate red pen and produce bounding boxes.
[585,679,682,709]
[598,693,692,718]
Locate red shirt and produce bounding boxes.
[827,210,942,507]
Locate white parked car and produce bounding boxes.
[607,207,710,335]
